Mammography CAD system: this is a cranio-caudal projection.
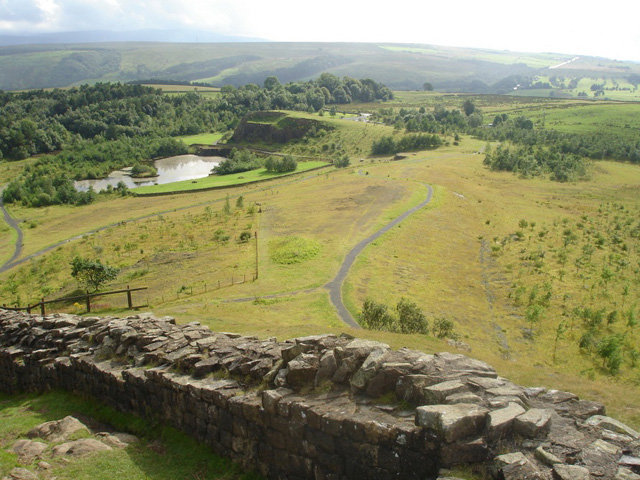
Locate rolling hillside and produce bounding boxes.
[1,41,639,99]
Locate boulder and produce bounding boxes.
[27,416,89,443]
[51,439,112,457]
[3,468,38,480]
[11,440,47,461]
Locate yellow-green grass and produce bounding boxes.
[0,391,260,480]
[133,161,329,195]
[0,217,16,267]
[175,132,224,145]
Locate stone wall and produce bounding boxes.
[1,309,639,480]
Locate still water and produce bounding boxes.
[74,155,222,192]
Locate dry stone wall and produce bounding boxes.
[1,309,639,480]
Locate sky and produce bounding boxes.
[1,0,639,62]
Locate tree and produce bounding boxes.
[263,76,281,91]
[462,99,476,116]
[70,256,119,292]
[423,82,433,91]
[360,298,395,331]
[396,298,429,334]
[432,317,455,338]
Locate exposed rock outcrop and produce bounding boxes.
[1,309,639,479]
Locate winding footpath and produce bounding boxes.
[325,182,433,328]
[0,186,24,274]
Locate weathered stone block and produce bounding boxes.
[424,380,469,405]
[415,403,489,443]
[584,415,640,439]
[552,464,590,480]
[487,402,526,441]
[514,408,553,438]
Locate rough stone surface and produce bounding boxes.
[27,416,89,443]
[415,403,488,443]
[51,439,113,457]
[514,408,553,438]
[1,309,638,480]
[552,464,590,480]
[487,402,526,440]
[11,440,47,461]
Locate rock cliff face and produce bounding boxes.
[231,112,330,144]
[1,309,639,480]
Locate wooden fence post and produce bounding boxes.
[40,299,45,315]
[86,295,91,313]
[127,285,133,309]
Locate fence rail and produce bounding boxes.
[2,285,147,315]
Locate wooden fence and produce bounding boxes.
[2,286,147,315]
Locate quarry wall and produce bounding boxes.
[1,309,638,480]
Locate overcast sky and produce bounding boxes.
[1,0,639,62]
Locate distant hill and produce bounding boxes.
[1,39,639,98]
[0,29,264,46]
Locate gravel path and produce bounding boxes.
[0,187,24,274]
[325,182,434,328]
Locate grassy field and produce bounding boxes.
[0,391,261,480]
[175,132,224,145]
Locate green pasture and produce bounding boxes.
[133,160,329,195]
[175,132,224,145]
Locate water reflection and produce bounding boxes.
[74,155,222,192]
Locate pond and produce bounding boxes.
[74,154,223,192]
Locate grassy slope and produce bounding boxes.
[3,42,640,96]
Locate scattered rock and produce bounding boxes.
[535,445,563,466]
[11,440,47,461]
[51,439,112,457]
[3,468,38,480]
[28,416,89,443]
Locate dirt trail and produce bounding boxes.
[325,181,434,328]
[0,186,24,274]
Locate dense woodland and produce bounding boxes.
[0,75,391,207]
